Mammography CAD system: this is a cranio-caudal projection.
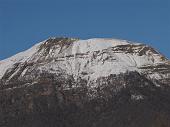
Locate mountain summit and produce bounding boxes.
[0,37,170,127]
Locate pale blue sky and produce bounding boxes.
[0,0,170,59]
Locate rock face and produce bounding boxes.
[0,37,170,127]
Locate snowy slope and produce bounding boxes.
[0,41,45,78]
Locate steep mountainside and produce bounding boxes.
[0,37,170,127]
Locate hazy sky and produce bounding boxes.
[0,0,170,59]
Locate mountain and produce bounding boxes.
[0,37,170,127]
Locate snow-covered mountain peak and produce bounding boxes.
[0,37,170,127]
[0,37,169,85]
[38,37,141,53]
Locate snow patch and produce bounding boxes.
[72,38,130,54]
[131,94,144,100]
